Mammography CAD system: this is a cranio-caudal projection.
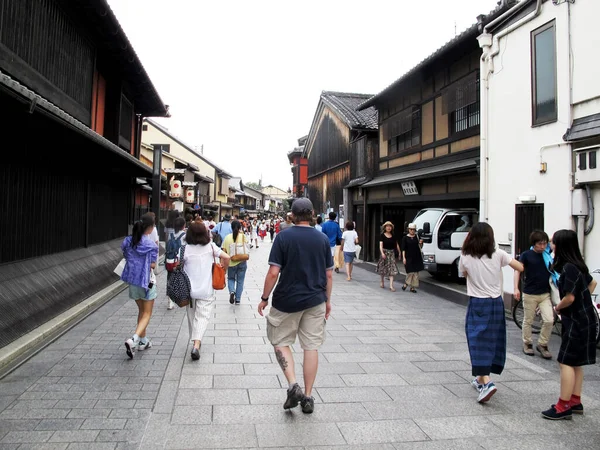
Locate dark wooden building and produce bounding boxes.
[355,1,516,262]
[0,0,168,352]
[304,91,378,230]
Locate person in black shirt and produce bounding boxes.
[258,198,333,414]
[542,229,598,420]
[401,223,424,293]
[376,221,401,291]
[513,230,554,359]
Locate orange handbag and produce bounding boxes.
[212,246,226,290]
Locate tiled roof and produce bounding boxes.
[321,91,378,130]
[357,0,517,111]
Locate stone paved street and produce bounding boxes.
[1,241,600,449]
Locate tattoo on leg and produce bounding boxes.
[275,348,288,371]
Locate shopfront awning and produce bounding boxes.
[564,113,600,141]
[361,158,477,188]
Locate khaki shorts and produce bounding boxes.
[266,303,327,350]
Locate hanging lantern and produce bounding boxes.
[169,176,182,198]
[185,188,195,204]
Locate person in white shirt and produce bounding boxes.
[182,221,230,360]
[459,222,523,404]
[340,221,359,281]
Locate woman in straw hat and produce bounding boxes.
[401,223,424,293]
[376,221,402,291]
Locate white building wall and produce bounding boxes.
[483,1,600,293]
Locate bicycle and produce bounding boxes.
[512,268,600,335]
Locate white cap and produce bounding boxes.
[408,223,417,229]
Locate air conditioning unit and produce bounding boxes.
[574,146,600,184]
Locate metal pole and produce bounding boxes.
[152,144,162,230]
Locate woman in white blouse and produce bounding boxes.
[183,221,230,360]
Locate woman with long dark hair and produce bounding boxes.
[541,229,598,420]
[459,222,523,403]
[183,221,230,360]
[222,220,249,305]
[121,215,159,359]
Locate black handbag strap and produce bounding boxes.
[178,244,187,270]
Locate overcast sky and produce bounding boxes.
[108,0,503,190]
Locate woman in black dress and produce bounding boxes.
[376,221,401,291]
[542,229,599,420]
[401,223,424,293]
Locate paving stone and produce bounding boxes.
[213,374,280,389]
[338,419,428,444]
[214,402,371,424]
[415,416,505,440]
[166,424,257,448]
[256,423,345,447]
[34,419,84,430]
[317,386,392,403]
[65,443,116,450]
[323,353,383,363]
[170,405,213,425]
[341,373,408,387]
[394,439,484,449]
[80,418,126,430]
[24,409,71,419]
[213,353,271,364]
[396,371,467,385]
[95,428,145,442]
[16,444,69,450]
[0,431,53,443]
[0,419,42,432]
[412,360,471,372]
[174,389,249,406]
[66,409,111,419]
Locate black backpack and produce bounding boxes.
[212,223,223,247]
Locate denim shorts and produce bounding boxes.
[128,284,157,301]
[343,251,355,263]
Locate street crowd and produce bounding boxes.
[118,200,599,421]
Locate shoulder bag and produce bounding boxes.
[166,245,192,307]
[212,245,226,290]
[230,234,250,262]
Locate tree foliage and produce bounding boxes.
[245,181,262,190]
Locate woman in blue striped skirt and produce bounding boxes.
[459,223,523,403]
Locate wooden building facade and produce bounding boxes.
[0,0,168,351]
[355,1,516,262]
[304,91,378,229]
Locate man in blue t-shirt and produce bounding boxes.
[321,211,342,272]
[258,197,333,415]
[514,230,554,359]
[214,214,233,242]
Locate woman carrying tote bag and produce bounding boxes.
[222,220,249,305]
[182,221,230,360]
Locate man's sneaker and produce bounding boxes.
[124,338,137,359]
[138,340,152,351]
[542,405,573,420]
[283,383,304,410]
[167,299,175,310]
[471,378,483,392]
[229,292,235,304]
[477,382,497,403]
[536,345,552,360]
[553,402,584,415]
[301,396,315,414]
[523,343,534,356]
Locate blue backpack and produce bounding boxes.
[165,233,183,272]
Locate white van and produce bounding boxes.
[411,208,478,279]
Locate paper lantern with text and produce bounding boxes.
[185,188,195,204]
[169,177,182,198]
